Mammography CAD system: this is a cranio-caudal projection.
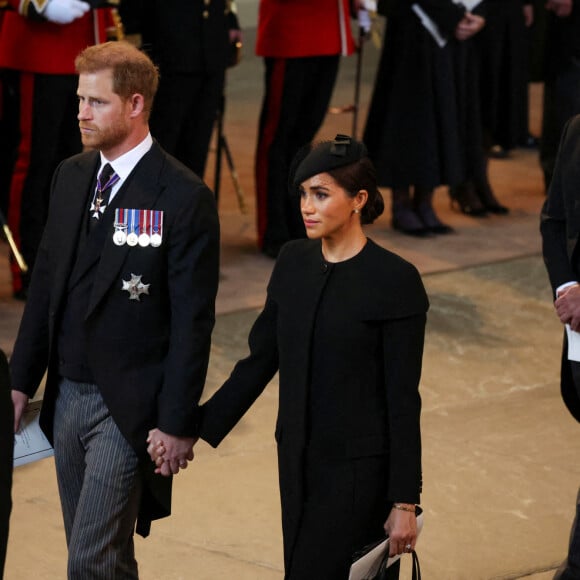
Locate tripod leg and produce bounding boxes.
[213,99,225,202]
[221,134,247,214]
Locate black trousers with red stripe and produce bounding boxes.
[8,72,81,294]
[255,55,340,255]
[0,70,19,219]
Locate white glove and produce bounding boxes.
[358,9,372,34]
[361,0,377,10]
[44,0,91,25]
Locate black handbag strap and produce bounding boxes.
[411,550,421,580]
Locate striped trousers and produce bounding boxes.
[54,378,142,579]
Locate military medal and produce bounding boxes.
[113,208,128,246]
[90,167,120,219]
[150,210,163,247]
[121,273,150,301]
[138,209,150,247]
[126,209,139,247]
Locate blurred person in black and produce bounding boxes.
[539,0,580,191]
[477,0,534,159]
[119,0,242,179]
[541,111,580,579]
[364,0,505,235]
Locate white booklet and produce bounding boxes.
[13,400,54,467]
[349,511,424,580]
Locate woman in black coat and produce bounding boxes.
[364,0,507,233]
[150,135,428,579]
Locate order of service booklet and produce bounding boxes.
[13,400,54,467]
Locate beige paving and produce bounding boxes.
[0,17,576,580]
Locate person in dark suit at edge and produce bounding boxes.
[0,349,12,580]
[150,135,427,579]
[541,113,580,579]
[9,40,220,579]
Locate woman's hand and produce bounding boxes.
[384,504,417,556]
[455,12,485,41]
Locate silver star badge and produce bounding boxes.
[122,273,150,301]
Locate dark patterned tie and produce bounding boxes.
[90,163,119,226]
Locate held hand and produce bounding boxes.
[384,505,417,557]
[555,284,580,330]
[44,0,91,25]
[455,12,485,41]
[146,428,196,477]
[11,390,29,433]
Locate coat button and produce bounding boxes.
[321,262,328,273]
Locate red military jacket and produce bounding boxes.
[256,0,356,58]
[0,1,117,74]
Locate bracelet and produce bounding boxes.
[392,503,416,512]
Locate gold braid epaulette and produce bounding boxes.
[107,7,125,41]
[19,0,49,16]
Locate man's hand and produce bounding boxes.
[44,0,91,25]
[455,12,485,41]
[555,284,580,329]
[146,428,196,477]
[384,505,417,557]
[545,0,572,17]
[11,390,29,433]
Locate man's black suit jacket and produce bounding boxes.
[9,142,220,532]
[541,114,580,422]
[0,350,12,577]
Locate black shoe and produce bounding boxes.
[475,183,509,215]
[392,208,432,237]
[449,184,488,217]
[414,203,454,235]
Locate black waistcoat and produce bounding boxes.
[57,176,129,382]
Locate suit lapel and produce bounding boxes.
[52,152,100,307]
[85,143,168,317]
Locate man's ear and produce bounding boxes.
[129,94,145,118]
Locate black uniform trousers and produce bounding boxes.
[255,55,339,255]
[150,69,225,178]
[7,72,81,295]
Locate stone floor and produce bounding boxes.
[2,16,578,580]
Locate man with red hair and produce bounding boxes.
[0,0,118,299]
